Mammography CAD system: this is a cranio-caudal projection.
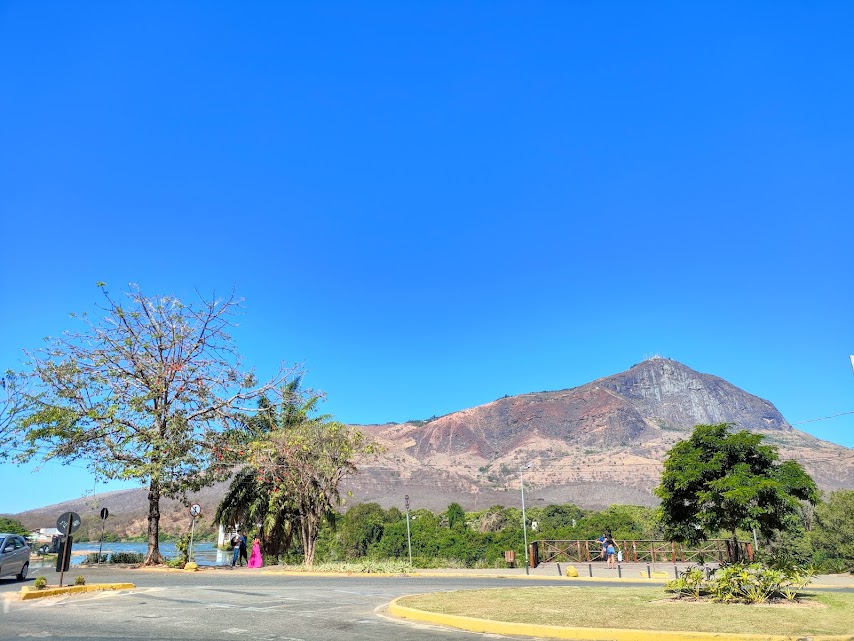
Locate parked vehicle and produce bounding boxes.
[0,534,30,580]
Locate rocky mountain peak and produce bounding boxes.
[594,357,791,432]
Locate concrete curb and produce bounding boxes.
[254,569,854,588]
[259,569,676,583]
[20,583,136,601]
[387,596,854,641]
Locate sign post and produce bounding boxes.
[97,508,109,566]
[188,504,202,564]
[55,511,81,587]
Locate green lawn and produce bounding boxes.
[397,587,854,636]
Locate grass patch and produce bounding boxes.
[397,587,854,636]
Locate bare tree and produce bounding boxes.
[16,283,295,564]
[0,372,28,457]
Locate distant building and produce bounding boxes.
[30,528,61,543]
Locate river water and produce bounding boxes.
[30,541,230,569]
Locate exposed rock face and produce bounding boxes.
[10,358,853,529]
[596,357,790,432]
[355,358,853,511]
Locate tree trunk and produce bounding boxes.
[301,513,316,568]
[144,478,164,565]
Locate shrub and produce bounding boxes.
[668,562,815,604]
[74,575,86,586]
[174,532,191,565]
[34,576,47,589]
[85,553,108,564]
[279,559,413,574]
[666,565,706,599]
[780,567,815,601]
[109,552,145,564]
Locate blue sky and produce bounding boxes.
[1,2,852,514]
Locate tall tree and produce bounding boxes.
[213,387,307,560]
[811,490,854,568]
[215,381,376,566]
[243,384,377,567]
[14,284,293,564]
[655,423,818,560]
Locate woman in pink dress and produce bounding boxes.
[247,536,263,568]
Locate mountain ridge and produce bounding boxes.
[8,358,853,533]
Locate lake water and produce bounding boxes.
[30,541,230,569]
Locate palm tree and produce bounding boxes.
[214,378,373,566]
[214,466,296,560]
[214,379,327,562]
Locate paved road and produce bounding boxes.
[1,568,560,641]
[2,566,851,641]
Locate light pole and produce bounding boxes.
[520,465,530,575]
[404,495,413,565]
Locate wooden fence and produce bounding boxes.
[531,539,752,567]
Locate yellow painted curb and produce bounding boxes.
[261,570,416,578]
[20,583,136,601]
[387,596,854,641]
[258,569,670,582]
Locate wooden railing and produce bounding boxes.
[531,539,752,567]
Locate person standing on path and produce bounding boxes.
[606,538,617,569]
[238,532,248,566]
[248,535,263,568]
[231,534,241,567]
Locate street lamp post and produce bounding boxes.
[404,495,413,565]
[520,465,530,575]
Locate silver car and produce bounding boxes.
[0,534,30,580]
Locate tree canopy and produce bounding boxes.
[0,517,30,536]
[216,380,377,566]
[811,489,854,568]
[655,423,818,557]
[14,284,293,564]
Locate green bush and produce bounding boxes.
[109,552,145,564]
[174,532,191,565]
[34,576,47,589]
[85,553,108,564]
[280,559,412,573]
[667,562,814,604]
[74,575,86,586]
[666,565,707,599]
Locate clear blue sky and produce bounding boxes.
[2,2,852,514]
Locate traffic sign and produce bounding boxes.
[190,504,201,517]
[56,511,81,535]
[100,507,109,520]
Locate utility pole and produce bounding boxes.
[405,495,412,565]
[520,465,530,575]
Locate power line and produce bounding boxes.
[791,410,854,426]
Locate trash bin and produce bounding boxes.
[504,550,516,567]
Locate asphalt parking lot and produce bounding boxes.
[2,565,852,641]
[0,568,558,641]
